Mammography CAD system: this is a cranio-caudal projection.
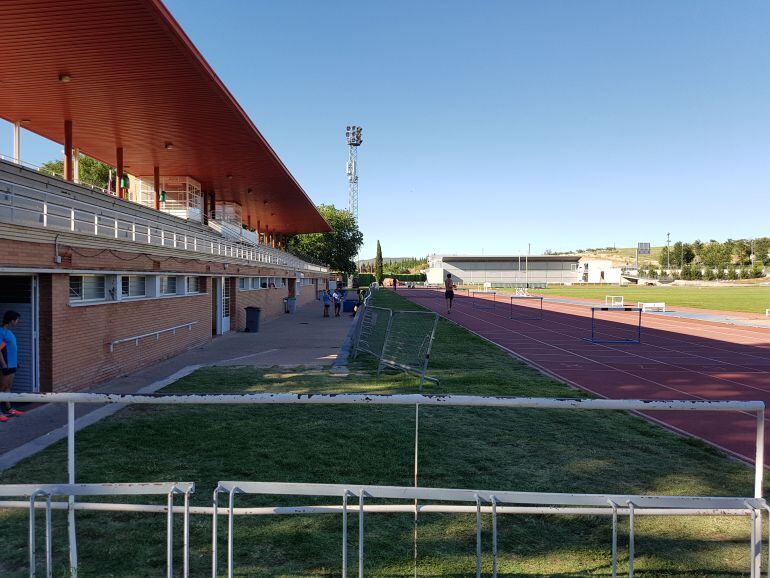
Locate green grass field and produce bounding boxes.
[527,285,770,314]
[0,290,763,576]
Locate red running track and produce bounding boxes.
[400,287,770,464]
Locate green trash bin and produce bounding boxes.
[286,296,297,314]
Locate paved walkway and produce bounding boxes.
[0,301,354,469]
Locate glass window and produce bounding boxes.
[187,277,200,294]
[160,276,177,295]
[239,278,249,291]
[121,276,146,298]
[251,277,260,290]
[260,277,267,289]
[70,275,106,302]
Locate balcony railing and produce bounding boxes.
[0,161,328,274]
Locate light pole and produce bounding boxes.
[345,126,363,221]
[666,232,671,274]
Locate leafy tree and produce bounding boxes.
[286,205,363,274]
[753,238,770,265]
[41,154,112,189]
[727,265,737,281]
[375,241,384,284]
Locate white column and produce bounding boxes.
[73,148,80,184]
[12,121,21,163]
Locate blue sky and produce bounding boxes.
[4,0,770,259]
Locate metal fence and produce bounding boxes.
[351,285,439,385]
[0,392,766,578]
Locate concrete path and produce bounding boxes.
[0,301,354,469]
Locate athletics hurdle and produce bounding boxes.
[471,291,496,311]
[605,295,625,307]
[591,306,642,344]
[509,295,544,320]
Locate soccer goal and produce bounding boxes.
[591,306,642,344]
[378,310,440,385]
[471,291,496,311]
[605,295,624,307]
[509,295,544,320]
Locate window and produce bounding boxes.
[160,276,177,295]
[69,275,106,302]
[187,276,201,294]
[260,277,268,289]
[251,277,262,290]
[239,278,249,291]
[121,276,146,298]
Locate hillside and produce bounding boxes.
[560,247,664,267]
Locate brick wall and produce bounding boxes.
[233,279,319,330]
[48,274,212,391]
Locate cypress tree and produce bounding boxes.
[375,240,384,284]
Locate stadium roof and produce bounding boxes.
[441,255,582,262]
[0,0,330,234]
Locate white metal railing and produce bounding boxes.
[0,392,765,578]
[0,160,328,274]
[108,321,199,352]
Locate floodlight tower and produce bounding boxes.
[346,125,363,220]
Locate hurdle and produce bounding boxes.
[605,295,625,307]
[509,295,544,320]
[591,306,642,344]
[471,291,496,311]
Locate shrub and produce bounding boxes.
[704,268,715,281]
[727,266,737,280]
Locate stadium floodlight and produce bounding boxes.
[346,125,363,147]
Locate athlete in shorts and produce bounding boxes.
[444,273,455,314]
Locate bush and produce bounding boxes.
[354,273,375,286]
[389,274,426,282]
[704,268,715,281]
[727,266,737,281]
[693,268,703,280]
[715,267,725,280]
[680,264,693,280]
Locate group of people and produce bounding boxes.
[321,288,344,318]
[0,310,24,422]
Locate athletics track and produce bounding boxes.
[400,287,770,465]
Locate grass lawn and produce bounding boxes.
[0,290,763,576]
[526,285,770,314]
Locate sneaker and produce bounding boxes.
[0,414,8,422]
[6,409,24,417]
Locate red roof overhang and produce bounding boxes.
[0,0,330,234]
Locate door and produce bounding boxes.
[0,275,39,392]
[222,277,231,332]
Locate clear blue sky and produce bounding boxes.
[4,0,770,259]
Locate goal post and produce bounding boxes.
[378,310,439,385]
[605,295,624,307]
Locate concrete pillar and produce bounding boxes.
[209,192,216,219]
[73,148,80,184]
[63,120,73,181]
[154,166,161,210]
[116,147,124,199]
[12,121,20,163]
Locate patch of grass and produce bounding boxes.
[0,290,762,576]
[528,285,770,314]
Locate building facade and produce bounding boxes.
[0,0,331,393]
[426,255,581,286]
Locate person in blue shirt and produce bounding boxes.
[0,311,24,421]
[322,290,331,318]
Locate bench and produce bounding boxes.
[637,302,666,312]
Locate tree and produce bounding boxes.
[286,205,363,274]
[41,154,112,189]
[375,240,384,284]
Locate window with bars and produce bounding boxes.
[121,276,146,298]
[187,277,201,294]
[160,276,178,295]
[69,275,107,302]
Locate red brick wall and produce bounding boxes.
[49,274,212,391]
[232,279,319,330]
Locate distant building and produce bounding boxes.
[426,255,581,286]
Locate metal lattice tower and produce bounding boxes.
[346,125,363,220]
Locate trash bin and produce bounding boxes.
[244,306,261,332]
[286,296,297,314]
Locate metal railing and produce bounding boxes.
[108,321,199,352]
[0,391,765,578]
[0,160,327,274]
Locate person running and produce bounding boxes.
[332,288,342,317]
[444,273,456,314]
[392,278,398,291]
[322,290,332,318]
[0,311,24,421]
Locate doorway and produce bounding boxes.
[213,277,232,334]
[0,275,39,392]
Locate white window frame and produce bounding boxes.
[160,275,178,296]
[120,275,147,299]
[187,276,201,294]
[69,275,108,303]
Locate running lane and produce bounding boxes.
[401,287,770,463]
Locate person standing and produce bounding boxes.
[332,288,342,317]
[444,273,456,314]
[0,311,24,421]
[322,290,332,318]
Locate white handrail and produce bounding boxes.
[0,168,328,273]
[108,322,198,352]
